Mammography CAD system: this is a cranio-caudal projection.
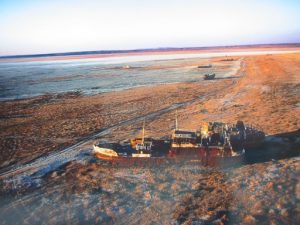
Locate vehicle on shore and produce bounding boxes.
[204,73,216,80]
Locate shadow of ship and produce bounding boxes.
[245,129,300,164]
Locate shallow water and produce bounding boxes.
[0,57,203,101]
[0,50,298,101]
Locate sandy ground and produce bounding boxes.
[0,156,299,225]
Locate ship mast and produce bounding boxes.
[142,120,145,144]
[175,110,179,130]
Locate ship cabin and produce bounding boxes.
[133,141,152,157]
[136,141,152,151]
[171,129,199,147]
[131,137,153,149]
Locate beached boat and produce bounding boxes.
[93,114,264,166]
[198,64,212,68]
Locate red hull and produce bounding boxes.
[95,153,167,166]
[168,146,244,166]
[95,147,244,167]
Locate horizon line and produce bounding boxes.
[1,42,300,59]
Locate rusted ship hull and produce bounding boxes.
[94,147,244,167]
[94,152,167,166]
[168,147,245,166]
[95,152,244,167]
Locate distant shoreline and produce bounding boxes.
[1,43,300,60]
[1,50,300,102]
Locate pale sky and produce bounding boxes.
[0,0,300,56]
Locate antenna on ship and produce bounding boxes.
[142,119,145,144]
[175,110,179,130]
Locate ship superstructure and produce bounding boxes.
[168,114,242,164]
[132,120,151,157]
